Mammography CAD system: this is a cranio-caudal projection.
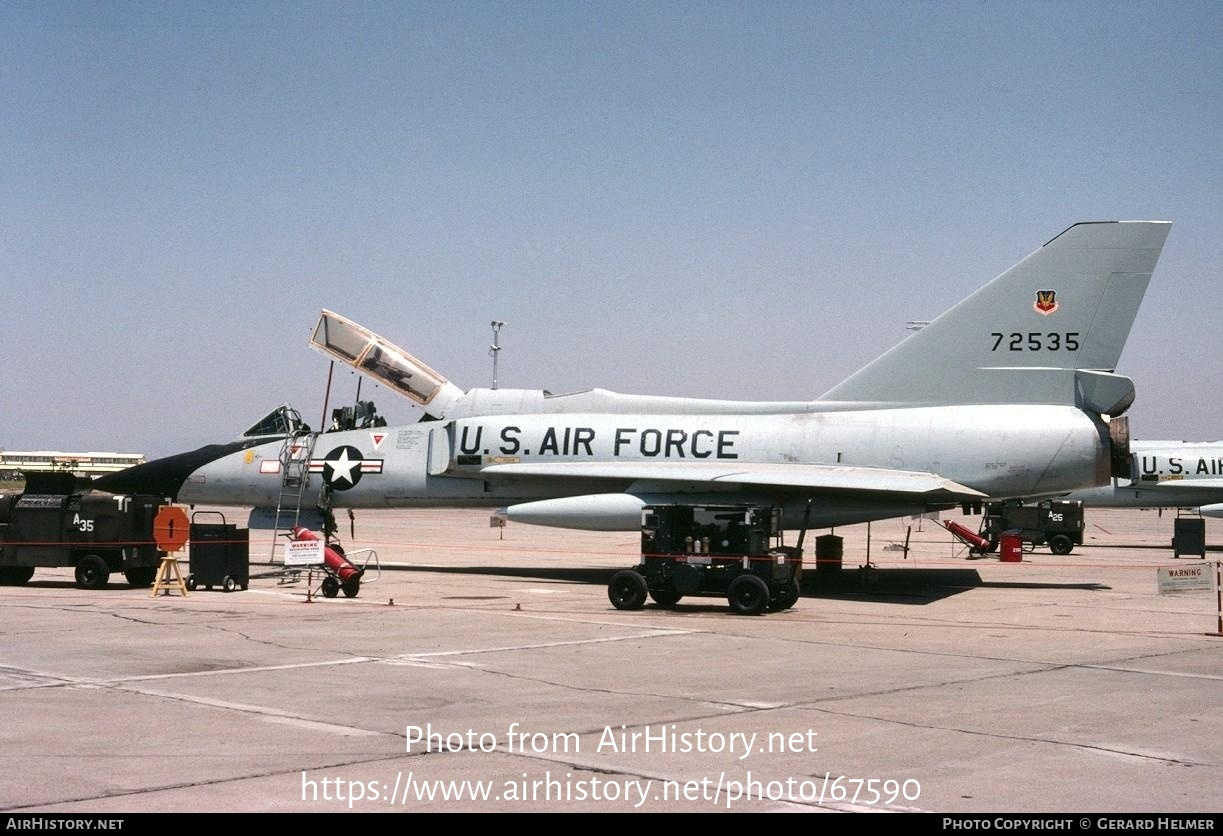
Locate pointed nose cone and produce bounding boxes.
[93,441,257,499]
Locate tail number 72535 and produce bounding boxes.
[991,332,1080,351]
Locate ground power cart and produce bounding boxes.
[608,504,802,615]
[979,500,1085,555]
[0,472,166,589]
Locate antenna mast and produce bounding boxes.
[490,320,505,390]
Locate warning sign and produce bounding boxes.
[1157,564,1212,594]
[285,539,324,567]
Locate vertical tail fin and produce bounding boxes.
[816,221,1171,411]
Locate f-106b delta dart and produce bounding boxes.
[97,221,1171,538]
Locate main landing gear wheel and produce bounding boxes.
[727,574,770,616]
[608,569,648,611]
[74,555,110,590]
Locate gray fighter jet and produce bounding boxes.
[1067,439,1223,518]
[97,221,1171,536]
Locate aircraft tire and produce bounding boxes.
[728,574,769,616]
[0,566,35,585]
[1048,534,1074,556]
[608,569,647,611]
[74,555,110,590]
[321,577,340,598]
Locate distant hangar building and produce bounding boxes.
[0,450,146,479]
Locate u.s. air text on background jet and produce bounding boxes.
[1067,439,1223,518]
[97,221,1172,544]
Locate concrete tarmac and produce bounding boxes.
[0,507,1219,813]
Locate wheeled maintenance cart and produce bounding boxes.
[978,499,1085,555]
[0,471,166,589]
[186,511,250,592]
[608,503,802,615]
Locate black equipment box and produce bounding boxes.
[187,512,250,592]
[1173,517,1206,559]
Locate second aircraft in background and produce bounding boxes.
[1067,439,1223,518]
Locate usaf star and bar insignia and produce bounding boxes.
[308,445,384,490]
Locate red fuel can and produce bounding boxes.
[999,533,1023,563]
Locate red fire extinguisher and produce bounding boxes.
[290,526,364,585]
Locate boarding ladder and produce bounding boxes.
[265,429,322,565]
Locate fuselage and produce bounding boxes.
[171,402,1109,529]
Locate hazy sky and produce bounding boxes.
[3,1,1220,458]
